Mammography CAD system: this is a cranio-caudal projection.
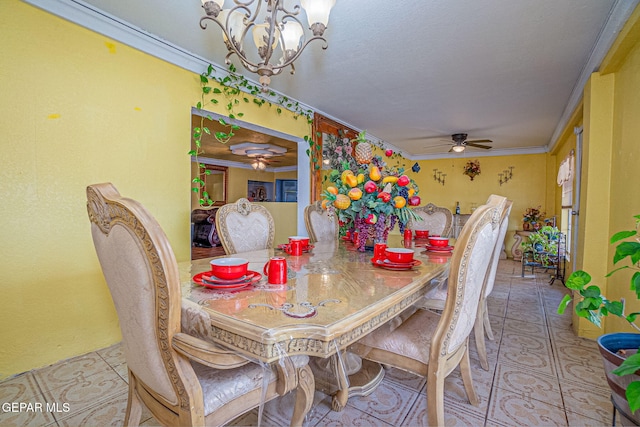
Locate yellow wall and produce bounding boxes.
[556,5,640,338]
[0,1,308,378]
[410,154,548,251]
[599,28,640,335]
[321,146,548,247]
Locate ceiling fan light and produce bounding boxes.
[252,162,259,170]
[452,145,465,153]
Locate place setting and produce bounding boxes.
[371,244,422,271]
[423,236,454,254]
[277,236,314,256]
[192,257,262,290]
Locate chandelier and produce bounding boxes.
[200,0,336,91]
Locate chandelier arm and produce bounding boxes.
[273,35,328,72]
[275,1,301,17]
[225,50,259,73]
[200,15,264,72]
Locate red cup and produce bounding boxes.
[263,257,287,284]
[415,230,429,239]
[373,243,387,261]
[404,229,413,241]
[286,240,303,256]
[289,236,309,251]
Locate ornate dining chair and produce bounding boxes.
[350,196,505,426]
[408,203,454,236]
[86,184,313,427]
[474,199,512,370]
[215,198,275,254]
[417,196,512,370]
[304,201,338,243]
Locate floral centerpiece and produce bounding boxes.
[522,206,545,230]
[322,131,421,251]
[463,159,481,180]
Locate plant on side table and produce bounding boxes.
[557,214,640,423]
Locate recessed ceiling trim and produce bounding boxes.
[193,156,296,173]
[413,146,548,161]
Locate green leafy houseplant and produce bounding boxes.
[557,214,640,412]
[521,226,560,267]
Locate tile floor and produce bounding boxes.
[0,260,613,426]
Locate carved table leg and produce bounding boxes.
[310,351,385,412]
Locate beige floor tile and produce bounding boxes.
[560,378,612,424]
[41,368,128,422]
[502,317,548,338]
[0,403,57,427]
[493,362,562,408]
[0,372,42,403]
[345,381,418,426]
[314,405,394,427]
[96,343,125,368]
[382,367,426,392]
[401,395,487,427]
[33,353,112,392]
[487,387,568,426]
[566,410,613,427]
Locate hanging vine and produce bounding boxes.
[189,63,316,206]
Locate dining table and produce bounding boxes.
[180,235,453,410]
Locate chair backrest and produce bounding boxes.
[215,198,275,254]
[304,201,338,243]
[86,183,197,410]
[483,199,513,298]
[432,195,506,356]
[409,203,454,236]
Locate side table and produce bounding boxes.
[511,230,532,261]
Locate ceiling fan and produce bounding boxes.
[251,155,281,170]
[448,133,493,152]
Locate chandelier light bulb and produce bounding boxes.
[199,0,335,90]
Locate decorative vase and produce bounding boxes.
[523,222,531,231]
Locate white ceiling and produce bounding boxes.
[39,0,638,158]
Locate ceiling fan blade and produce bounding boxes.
[466,142,492,149]
[466,139,492,144]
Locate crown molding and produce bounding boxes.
[411,145,548,161]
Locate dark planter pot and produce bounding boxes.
[598,333,640,426]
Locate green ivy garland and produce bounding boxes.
[190,64,317,206]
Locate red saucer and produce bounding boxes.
[192,270,262,290]
[425,245,454,253]
[277,243,314,253]
[371,258,422,270]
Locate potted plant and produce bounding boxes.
[521,225,560,268]
[522,206,545,230]
[557,214,640,423]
